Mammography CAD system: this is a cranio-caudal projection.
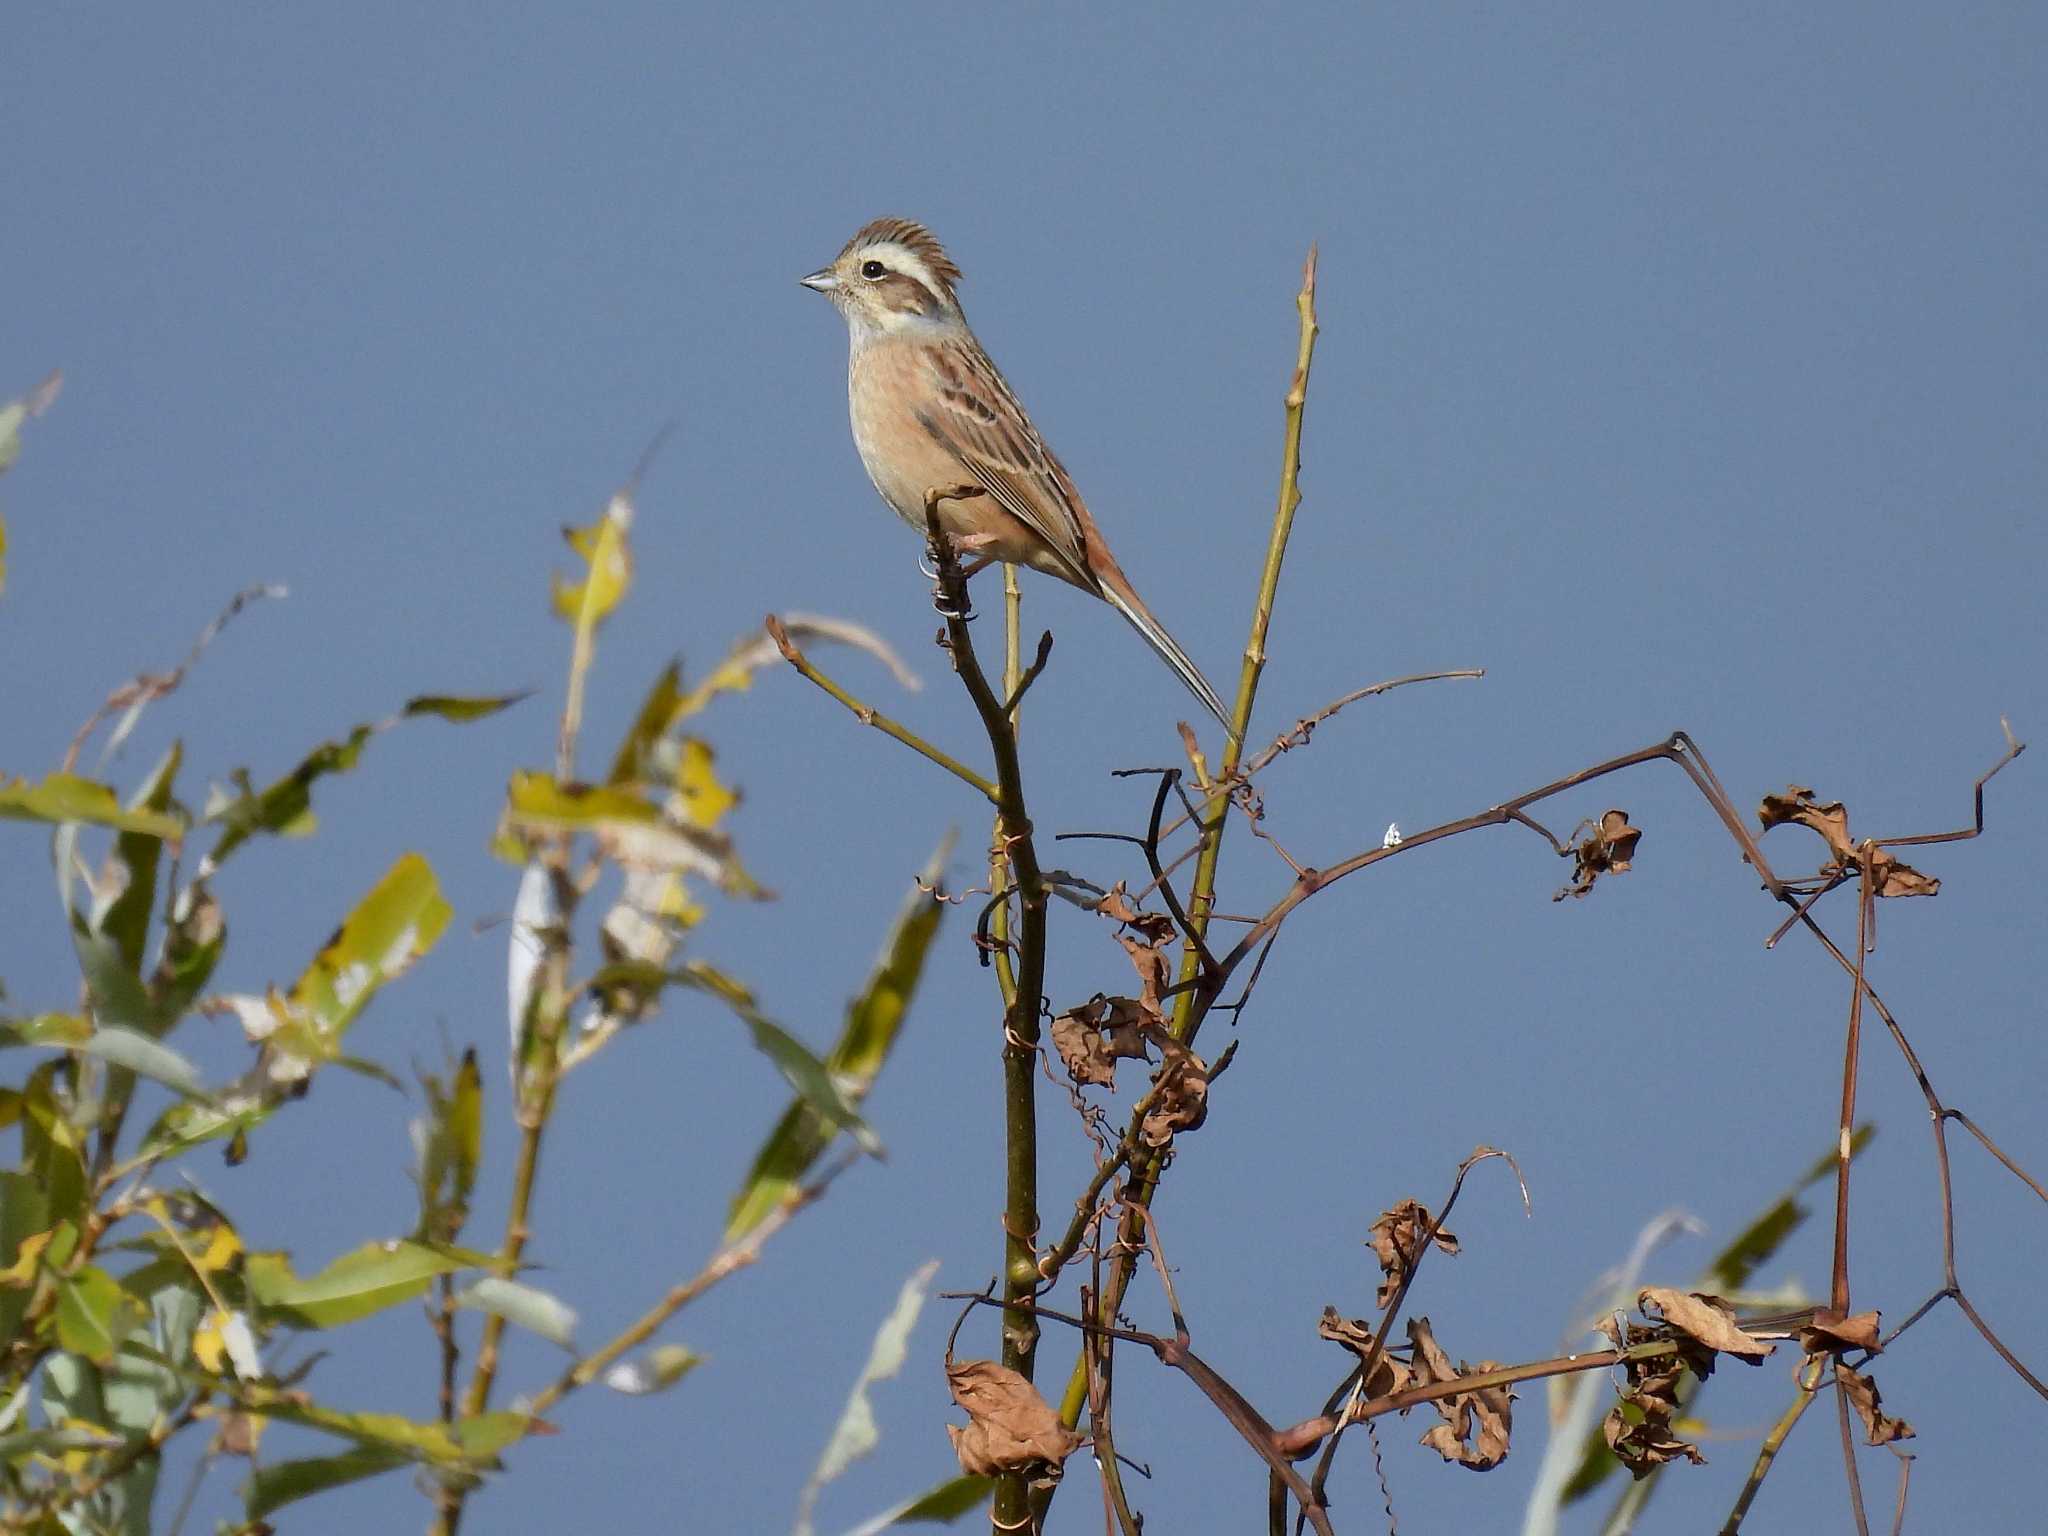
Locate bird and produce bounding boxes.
[800,217,1231,732]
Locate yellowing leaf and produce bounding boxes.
[0,773,184,837]
[289,853,451,1044]
[675,738,736,828]
[550,496,633,627]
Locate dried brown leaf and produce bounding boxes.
[1367,1200,1457,1310]
[944,1359,1085,1476]
[1874,858,1940,898]
[1139,1041,1209,1147]
[1759,785,1852,858]
[1835,1361,1915,1445]
[1799,1308,1882,1355]
[1758,787,1940,899]
[1638,1287,1774,1362]
[1558,809,1642,900]
[1406,1316,1512,1470]
[1316,1308,1415,1399]
[1049,996,1150,1089]
[1603,1403,1706,1477]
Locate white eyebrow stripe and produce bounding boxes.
[859,242,945,300]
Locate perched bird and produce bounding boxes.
[801,218,1230,731]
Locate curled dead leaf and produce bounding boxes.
[1604,1402,1706,1477]
[1139,1040,1209,1147]
[1600,1313,1710,1478]
[1757,786,1939,899]
[1367,1200,1457,1310]
[1557,809,1641,900]
[1835,1361,1915,1445]
[1406,1316,1512,1470]
[1798,1308,1881,1355]
[1638,1287,1774,1363]
[1316,1308,1413,1399]
[944,1359,1085,1476]
[1050,996,1150,1089]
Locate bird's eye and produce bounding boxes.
[860,259,887,279]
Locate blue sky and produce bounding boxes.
[4,4,2044,1531]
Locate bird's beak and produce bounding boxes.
[799,267,839,293]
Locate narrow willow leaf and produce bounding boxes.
[55,1024,204,1098]
[204,725,374,865]
[245,1240,487,1329]
[100,743,183,977]
[549,494,633,627]
[0,773,183,837]
[0,1426,126,1462]
[0,370,59,478]
[728,839,948,1239]
[600,1343,702,1396]
[229,1386,521,1468]
[290,852,451,1043]
[607,660,683,786]
[55,1265,144,1363]
[713,1000,878,1158]
[244,1447,411,1520]
[505,772,661,832]
[795,1261,940,1536]
[452,1276,578,1349]
[506,861,552,1084]
[206,694,523,867]
[417,1048,483,1243]
[401,692,532,723]
[1543,1125,1878,1520]
[840,1474,993,1534]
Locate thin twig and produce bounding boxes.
[525,1151,859,1418]
[768,614,997,802]
[1719,1355,1825,1534]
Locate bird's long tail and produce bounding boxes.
[1100,583,1235,736]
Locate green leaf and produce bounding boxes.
[204,724,374,865]
[206,695,524,866]
[1555,1125,1877,1512]
[795,1261,940,1536]
[608,660,683,785]
[729,840,948,1239]
[231,1385,527,1468]
[452,1276,577,1349]
[0,1172,51,1342]
[99,744,182,977]
[244,1447,410,1520]
[0,1426,126,1463]
[844,1475,994,1533]
[0,1018,204,1098]
[599,1343,702,1395]
[417,1048,482,1243]
[290,852,451,1044]
[0,370,59,479]
[55,1265,145,1363]
[245,1240,489,1329]
[402,691,532,723]
[0,773,184,837]
[739,1012,880,1156]
[503,771,756,890]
